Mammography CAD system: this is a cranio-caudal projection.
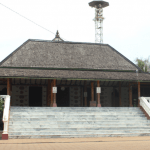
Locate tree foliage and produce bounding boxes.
[135,57,150,72]
[0,97,4,114]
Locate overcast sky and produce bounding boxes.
[0,0,150,64]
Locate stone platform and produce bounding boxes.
[8,107,150,139]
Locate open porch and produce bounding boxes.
[1,78,150,107]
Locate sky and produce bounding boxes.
[0,0,150,64]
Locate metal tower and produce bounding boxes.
[89,0,109,43]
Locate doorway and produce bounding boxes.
[57,87,69,107]
[112,88,119,107]
[0,88,7,95]
[29,87,42,106]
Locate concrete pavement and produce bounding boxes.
[0,137,150,150]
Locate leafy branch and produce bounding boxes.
[135,57,150,72]
[0,97,4,114]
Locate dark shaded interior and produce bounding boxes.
[112,89,119,107]
[0,88,7,95]
[29,87,42,106]
[87,88,91,107]
[57,87,69,107]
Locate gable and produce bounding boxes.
[0,40,139,71]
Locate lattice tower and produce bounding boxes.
[89,1,109,43]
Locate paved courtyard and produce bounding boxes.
[0,137,150,150]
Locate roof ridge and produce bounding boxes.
[29,39,108,45]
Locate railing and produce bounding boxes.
[139,97,150,117]
[0,95,10,135]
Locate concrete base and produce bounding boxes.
[97,104,101,107]
[2,134,8,140]
[90,101,96,107]
[52,103,57,107]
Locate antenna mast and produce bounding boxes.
[89,1,109,43]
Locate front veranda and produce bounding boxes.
[0,78,149,107]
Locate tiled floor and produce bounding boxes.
[0,137,150,150]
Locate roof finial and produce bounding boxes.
[52,30,64,42]
[56,30,60,38]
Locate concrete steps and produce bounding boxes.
[8,107,150,139]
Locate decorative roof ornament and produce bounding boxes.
[52,30,64,42]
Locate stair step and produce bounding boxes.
[10,107,141,110]
[9,114,146,118]
[9,133,150,139]
[8,107,150,139]
[9,117,147,121]
[9,124,150,128]
[9,127,150,132]
[9,121,150,126]
[10,112,144,116]
[8,130,150,136]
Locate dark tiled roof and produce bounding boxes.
[0,40,140,71]
[0,68,150,81]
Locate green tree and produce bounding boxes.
[135,57,150,72]
[0,97,4,114]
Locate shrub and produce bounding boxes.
[0,97,4,114]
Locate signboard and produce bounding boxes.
[96,87,101,93]
[84,92,87,97]
[53,87,57,93]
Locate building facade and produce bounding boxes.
[0,33,150,107]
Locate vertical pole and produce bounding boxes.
[47,79,51,106]
[52,79,57,107]
[90,82,96,107]
[84,81,87,107]
[138,82,141,107]
[10,79,12,106]
[7,78,12,106]
[129,83,133,107]
[91,82,94,101]
[113,88,115,107]
[97,80,101,107]
[80,86,83,107]
[119,82,121,107]
[7,78,11,95]
[50,80,53,107]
